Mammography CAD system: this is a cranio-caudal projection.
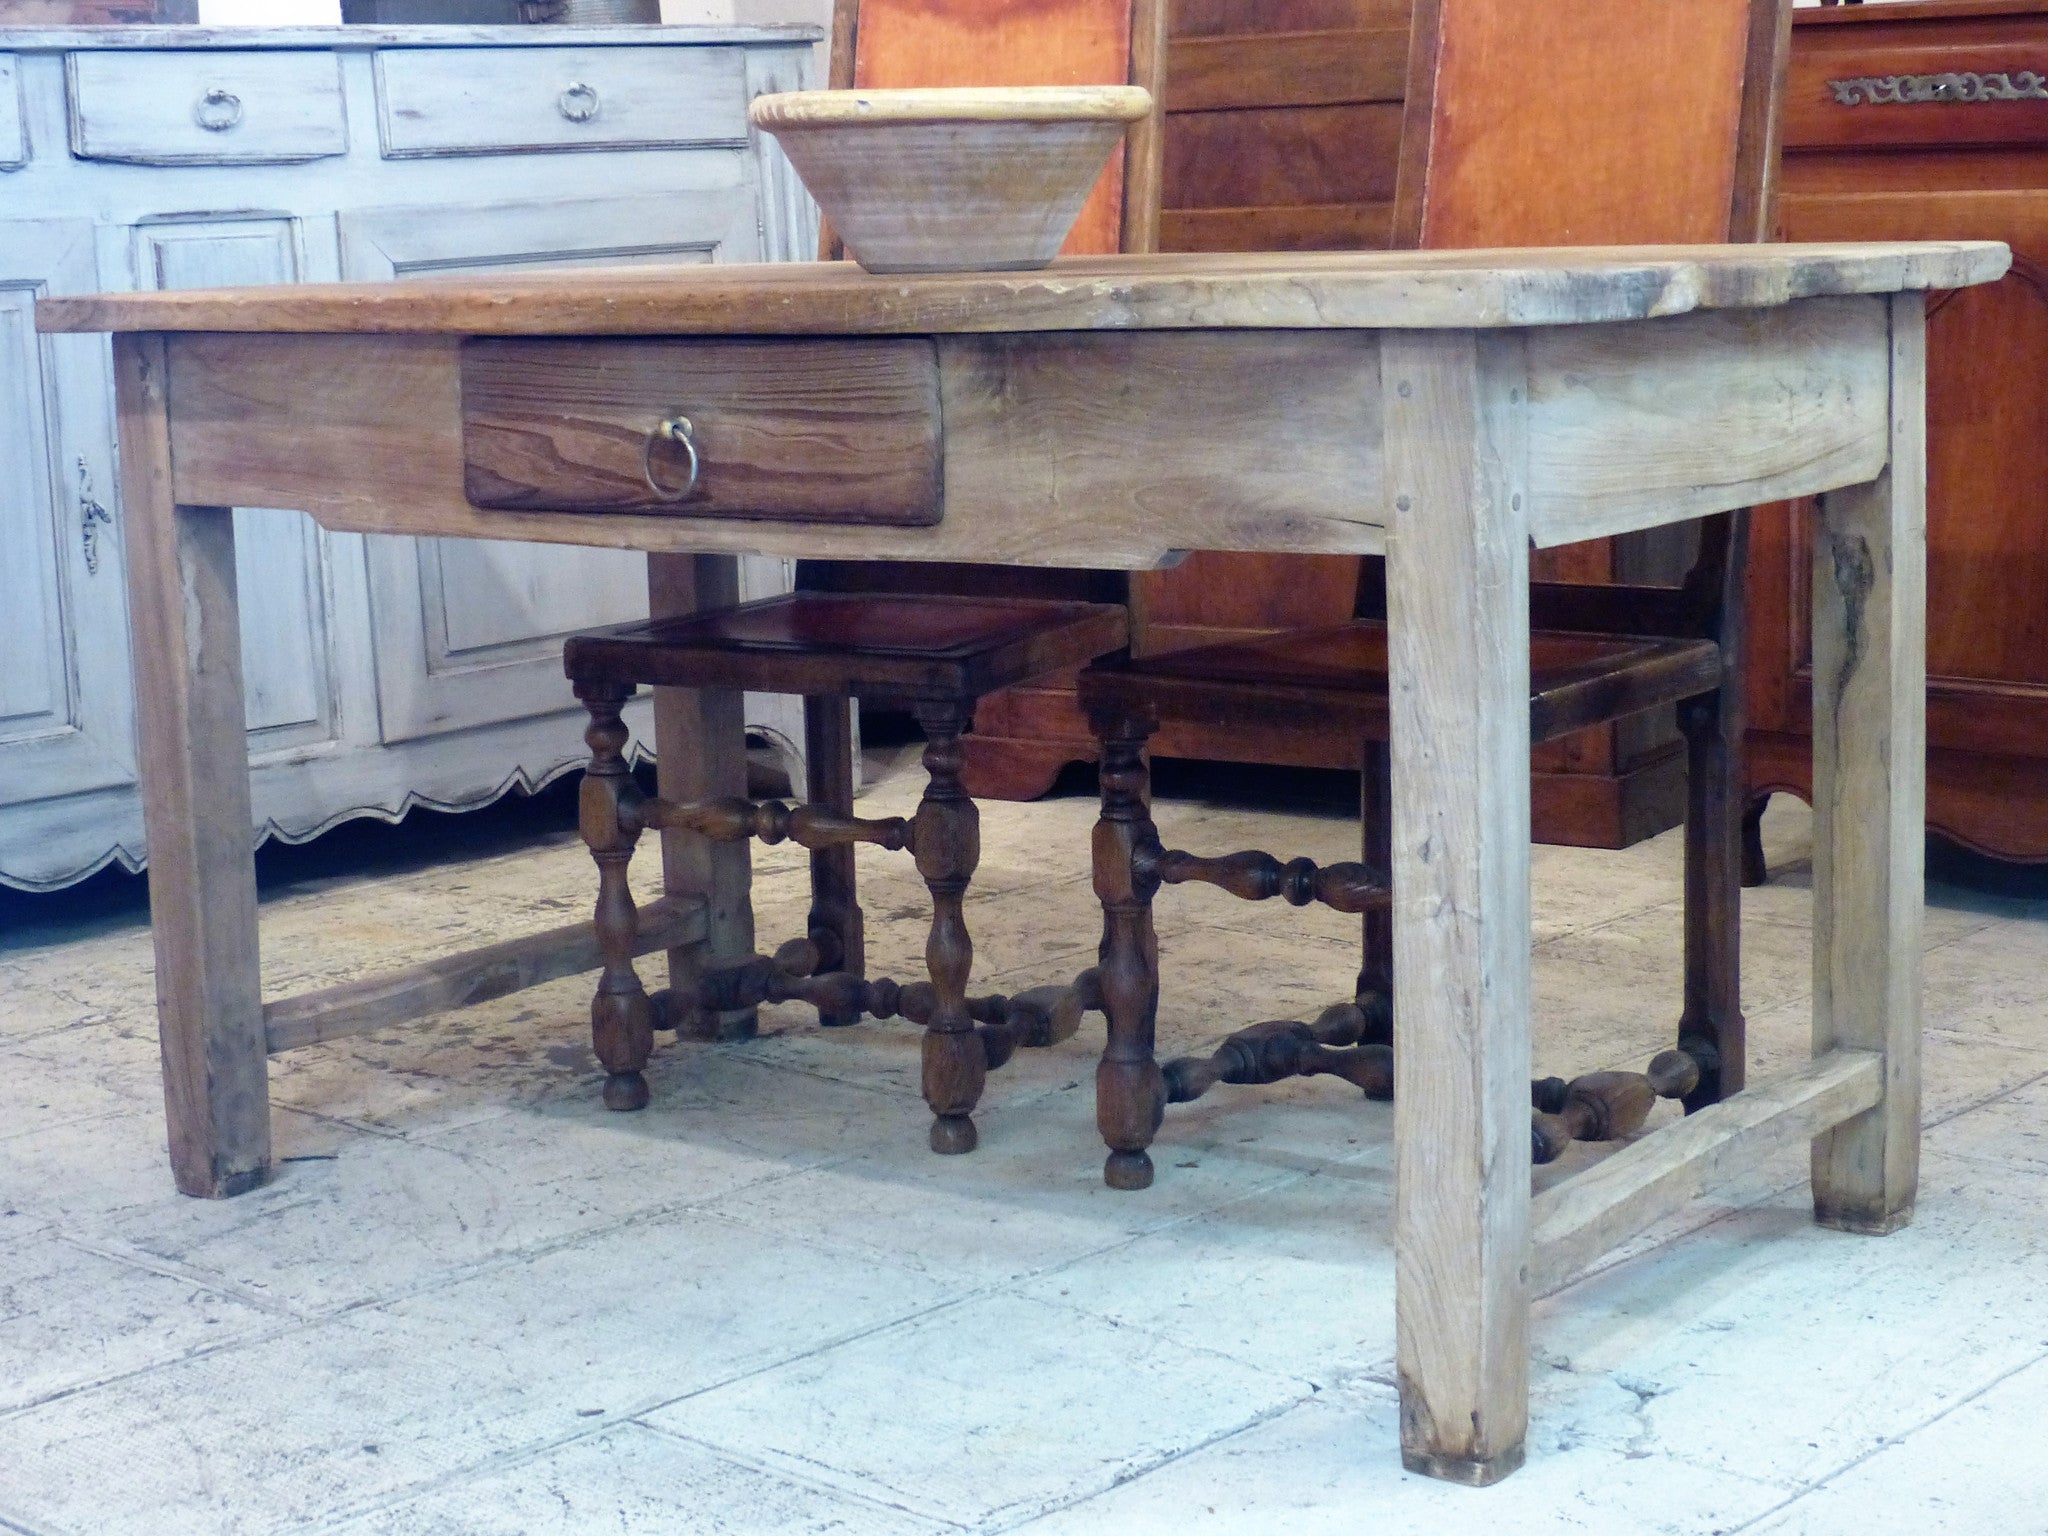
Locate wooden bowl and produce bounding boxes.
[749,86,1153,274]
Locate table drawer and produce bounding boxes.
[66,51,347,166]
[374,46,749,158]
[461,338,944,524]
[1787,41,2048,150]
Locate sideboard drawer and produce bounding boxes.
[1,56,23,171]
[66,51,347,165]
[461,337,943,524]
[374,46,749,158]
[1787,41,2048,150]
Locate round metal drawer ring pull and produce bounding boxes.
[195,87,244,132]
[558,82,602,123]
[643,415,701,503]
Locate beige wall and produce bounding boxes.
[198,0,340,19]
[660,0,830,22]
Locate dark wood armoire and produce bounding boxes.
[1751,0,2048,864]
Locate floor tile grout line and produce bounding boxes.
[973,1389,1317,1535]
[631,1419,974,1533]
[50,1229,305,1318]
[292,1411,970,1536]
[612,1184,1329,1442]
[0,1316,315,1423]
[1719,1340,2048,1535]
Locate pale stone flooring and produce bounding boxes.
[3,743,2048,1535]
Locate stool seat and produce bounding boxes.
[565,592,1129,704]
[1079,621,1724,745]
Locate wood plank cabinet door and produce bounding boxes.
[0,218,135,814]
[338,188,763,743]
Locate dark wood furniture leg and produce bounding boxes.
[1090,707,1166,1190]
[1741,793,1771,888]
[803,692,865,1026]
[1678,690,1747,1111]
[1679,512,1751,1108]
[1359,736,1395,1038]
[912,702,987,1153]
[577,682,657,1111]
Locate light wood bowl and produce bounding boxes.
[750,86,1154,274]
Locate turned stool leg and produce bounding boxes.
[577,684,655,1111]
[1358,736,1395,1044]
[803,693,866,1025]
[912,702,985,1154]
[1089,708,1164,1190]
[1678,688,1747,1111]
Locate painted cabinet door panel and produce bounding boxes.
[339,186,763,742]
[131,214,347,758]
[0,218,133,807]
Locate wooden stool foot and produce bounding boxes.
[1104,1148,1153,1190]
[930,1113,978,1154]
[1814,1199,1915,1237]
[603,1071,650,1111]
[1401,1443,1525,1487]
[817,1007,864,1028]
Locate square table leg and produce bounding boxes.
[647,552,758,1039]
[1809,292,1927,1234]
[114,334,270,1198]
[1383,330,1534,1483]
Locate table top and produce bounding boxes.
[35,244,2008,339]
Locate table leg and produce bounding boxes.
[114,334,269,1199]
[1384,331,1533,1484]
[1810,292,1926,1235]
[647,553,757,1039]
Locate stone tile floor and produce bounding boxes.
[3,744,2046,1534]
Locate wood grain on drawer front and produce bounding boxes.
[1787,39,2048,150]
[374,46,748,158]
[462,337,943,524]
[1,57,24,171]
[66,51,346,165]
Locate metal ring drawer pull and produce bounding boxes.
[558,82,602,123]
[194,87,244,133]
[642,415,700,502]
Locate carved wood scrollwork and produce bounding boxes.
[1828,70,2048,105]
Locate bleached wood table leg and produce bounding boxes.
[1384,331,1534,1484]
[647,552,759,1040]
[1810,292,1927,1235]
[113,334,270,1199]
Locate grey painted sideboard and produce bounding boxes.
[0,23,822,890]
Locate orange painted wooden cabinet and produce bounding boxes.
[819,0,1764,849]
[1752,0,2048,863]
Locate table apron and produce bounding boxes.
[161,295,1893,567]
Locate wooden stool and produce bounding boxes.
[1071,518,1750,1190]
[564,591,1128,1153]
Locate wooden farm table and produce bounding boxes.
[38,243,2007,1483]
